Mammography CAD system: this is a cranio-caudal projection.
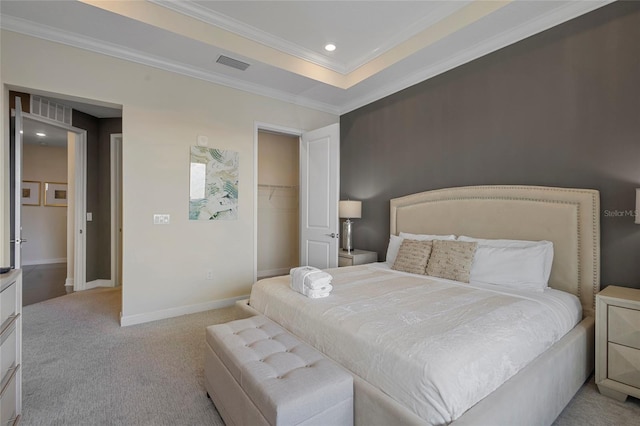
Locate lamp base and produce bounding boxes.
[342,219,353,253]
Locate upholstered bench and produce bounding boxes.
[204,315,354,426]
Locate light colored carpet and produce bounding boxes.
[21,287,250,425]
[553,376,640,426]
[21,287,640,425]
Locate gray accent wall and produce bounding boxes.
[72,110,99,282]
[72,111,122,281]
[97,118,122,278]
[340,1,640,289]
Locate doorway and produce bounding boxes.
[20,116,71,305]
[9,89,123,304]
[253,122,340,281]
[256,129,300,279]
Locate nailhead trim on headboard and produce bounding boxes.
[590,191,600,312]
[390,185,600,316]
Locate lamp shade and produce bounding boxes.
[636,189,640,224]
[339,200,362,219]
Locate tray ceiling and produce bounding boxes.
[0,0,613,114]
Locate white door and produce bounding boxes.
[300,123,340,269]
[11,97,24,268]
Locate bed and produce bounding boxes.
[241,185,600,425]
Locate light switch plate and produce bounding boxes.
[153,214,170,225]
[86,212,92,221]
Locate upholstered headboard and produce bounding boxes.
[390,186,600,317]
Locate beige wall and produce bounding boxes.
[257,131,299,277]
[21,143,67,264]
[257,131,299,186]
[1,30,337,321]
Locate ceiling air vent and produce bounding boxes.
[216,55,250,71]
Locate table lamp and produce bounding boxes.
[339,200,362,253]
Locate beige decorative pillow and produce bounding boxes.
[426,240,478,283]
[392,239,433,275]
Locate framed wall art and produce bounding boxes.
[22,180,41,206]
[189,146,239,220]
[44,182,68,207]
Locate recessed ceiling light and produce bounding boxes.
[36,132,46,137]
[324,43,336,52]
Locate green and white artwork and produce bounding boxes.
[189,146,239,220]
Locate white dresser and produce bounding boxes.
[0,270,21,425]
[595,285,640,402]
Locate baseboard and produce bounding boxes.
[22,258,67,266]
[120,294,250,327]
[257,267,290,279]
[65,277,74,287]
[84,279,114,290]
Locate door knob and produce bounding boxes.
[325,233,338,238]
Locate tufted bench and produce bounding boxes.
[204,315,354,426]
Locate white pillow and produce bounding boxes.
[385,235,403,266]
[398,232,456,241]
[458,236,554,292]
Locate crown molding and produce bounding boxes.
[150,0,348,74]
[340,0,615,114]
[151,0,472,76]
[342,1,472,73]
[0,14,341,115]
[1,0,615,117]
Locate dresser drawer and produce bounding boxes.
[0,271,19,425]
[608,342,640,389]
[608,306,640,349]
[0,325,17,383]
[0,367,17,426]
[0,283,16,328]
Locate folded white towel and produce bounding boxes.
[290,266,333,297]
[306,272,332,290]
[290,266,315,293]
[304,286,332,299]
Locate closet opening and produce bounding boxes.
[256,129,300,280]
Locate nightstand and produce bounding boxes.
[338,249,377,267]
[595,285,640,402]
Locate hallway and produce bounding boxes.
[22,263,69,306]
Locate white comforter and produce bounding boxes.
[249,263,581,425]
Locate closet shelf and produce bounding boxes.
[258,184,298,200]
[258,184,298,189]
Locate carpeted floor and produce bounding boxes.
[21,287,640,425]
[553,377,640,426]
[21,287,250,425]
